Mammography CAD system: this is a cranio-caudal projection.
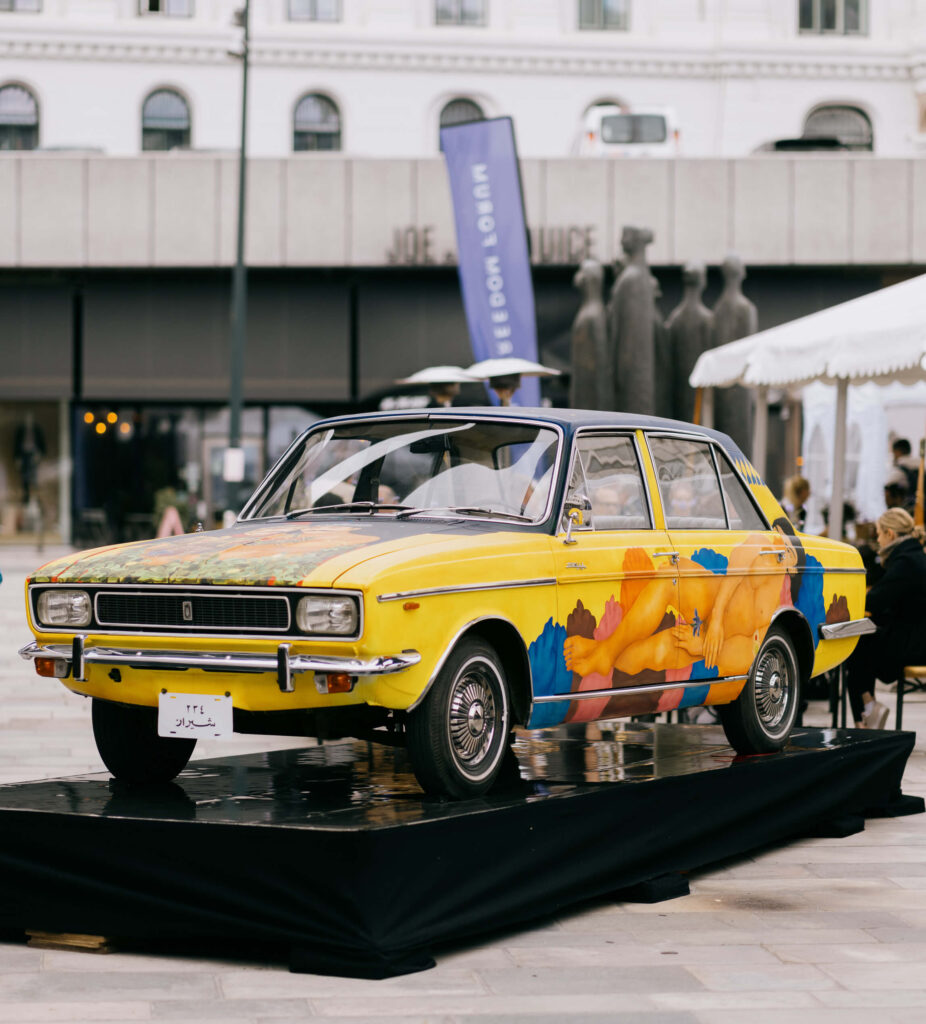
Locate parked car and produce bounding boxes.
[22,410,869,798]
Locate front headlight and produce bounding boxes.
[36,589,92,628]
[295,595,359,636]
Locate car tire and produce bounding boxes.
[406,638,511,799]
[92,698,196,785]
[719,624,801,755]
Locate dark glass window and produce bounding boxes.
[601,113,666,144]
[0,84,38,151]
[139,1,194,14]
[568,434,650,531]
[293,94,341,151]
[798,0,866,34]
[578,0,630,30]
[435,0,487,26]
[439,98,484,129]
[142,89,191,151]
[648,437,727,531]
[139,0,194,14]
[804,105,873,150]
[288,0,340,20]
[714,450,766,531]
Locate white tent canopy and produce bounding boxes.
[689,272,926,539]
[692,272,926,389]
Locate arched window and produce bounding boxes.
[0,84,39,151]
[439,98,485,130]
[293,93,341,151]
[142,89,191,151]
[803,104,873,151]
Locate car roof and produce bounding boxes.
[315,406,736,448]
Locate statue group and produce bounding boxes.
[569,227,757,451]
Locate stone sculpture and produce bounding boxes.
[569,259,610,410]
[607,226,657,415]
[665,261,714,423]
[652,277,673,419]
[712,254,758,450]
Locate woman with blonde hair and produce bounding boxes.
[845,507,926,728]
[781,474,810,531]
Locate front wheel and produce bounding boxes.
[719,625,801,755]
[92,699,196,785]
[406,638,511,799]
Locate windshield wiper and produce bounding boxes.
[285,502,413,519]
[395,506,532,523]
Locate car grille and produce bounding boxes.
[95,592,291,632]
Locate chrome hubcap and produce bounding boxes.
[755,645,791,730]
[449,665,498,768]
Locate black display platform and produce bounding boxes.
[0,722,920,978]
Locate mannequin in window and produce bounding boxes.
[13,411,45,504]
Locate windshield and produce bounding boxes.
[600,114,667,144]
[243,417,561,524]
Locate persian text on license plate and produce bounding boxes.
[157,692,233,739]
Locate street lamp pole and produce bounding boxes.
[226,0,250,484]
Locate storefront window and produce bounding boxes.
[67,403,322,546]
[0,402,62,543]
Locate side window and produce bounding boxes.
[569,434,650,530]
[648,436,726,530]
[715,449,767,530]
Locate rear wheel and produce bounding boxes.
[719,625,800,755]
[406,638,511,799]
[92,698,196,785]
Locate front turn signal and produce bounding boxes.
[35,657,69,678]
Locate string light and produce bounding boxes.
[106,412,117,424]
[95,422,106,435]
[83,412,94,424]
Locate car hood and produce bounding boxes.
[28,519,474,588]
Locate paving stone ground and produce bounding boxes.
[1,542,925,1024]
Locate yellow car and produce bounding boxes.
[21,409,870,798]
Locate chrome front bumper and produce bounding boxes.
[818,618,877,641]
[19,638,421,694]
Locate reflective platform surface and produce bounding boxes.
[0,722,880,828]
[0,723,919,978]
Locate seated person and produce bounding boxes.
[844,508,926,729]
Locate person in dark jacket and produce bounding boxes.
[845,507,926,728]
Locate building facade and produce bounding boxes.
[1,0,924,543]
[3,1,926,159]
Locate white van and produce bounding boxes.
[578,105,679,157]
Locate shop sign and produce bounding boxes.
[385,224,598,266]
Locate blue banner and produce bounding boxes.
[440,117,540,406]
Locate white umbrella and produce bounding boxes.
[466,357,561,379]
[396,365,479,385]
[466,357,561,407]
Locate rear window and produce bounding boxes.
[600,114,667,144]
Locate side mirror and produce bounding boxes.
[562,494,592,545]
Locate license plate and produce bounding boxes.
[158,692,233,739]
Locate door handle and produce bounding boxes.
[653,551,679,565]
[759,548,786,563]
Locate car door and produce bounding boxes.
[646,433,785,708]
[546,430,681,725]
